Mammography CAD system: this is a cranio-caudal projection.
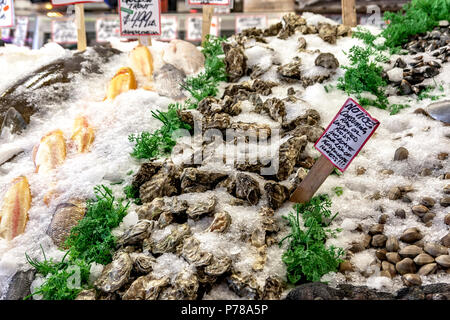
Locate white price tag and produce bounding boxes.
[0,0,14,28]
[315,98,380,172]
[52,19,78,44]
[12,16,28,47]
[186,15,219,41]
[157,15,177,41]
[51,0,103,6]
[96,18,120,42]
[235,15,268,34]
[119,0,161,37]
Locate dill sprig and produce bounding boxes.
[280,195,344,284]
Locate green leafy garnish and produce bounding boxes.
[280,195,344,284]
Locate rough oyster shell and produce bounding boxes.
[95,252,133,293]
[264,181,290,210]
[118,219,156,246]
[47,200,85,248]
[152,224,191,255]
[181,237,213,267]
[186,196,217,220]
[204,256,232,276]
[235,173,261,205]
[226,272,261,300]
[122,274,170,300]
[276,135,307,181]
[207,211,232,233]
[139,162,182,203]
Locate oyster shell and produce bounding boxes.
[118,219,156,246]
[252,245,267,272]
[95,252,133,293]
[235,173,261,205]
[198,96,242,117]
[282,108,321,131]
[204,256,232,276]
[139,162,181,203]
[264,181,290,210]
[160,270,199,300]
[255,98,287,122]
[152,224,191,255]
[75,289,97,300]
[181,237,213,267]
[318,23,338,44]
[132,162,163,190]
[278,57,302,82]
[130,252,156,274]
[180,168,228,194]
[186,197,217,220]
[262,277,284,300]
[284,124,323,143]
[122,274,170,300]
[223,43,247,82]
[207,211,232,233]
[226,272,261,300]
[276,135,308,181]
[315,52,340,70]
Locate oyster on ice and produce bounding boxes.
[95,252,133,293]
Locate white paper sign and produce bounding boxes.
[51,0,103,6]
[96,18,120,42]
[12,17,28,47]
[0,0,14,28]
[188,0,230,5]
[119,0,161,36]
[158,15,177,41]
[1,28,10,39]
[235,15,268,34]
[314,98,380,172]
[52,19,78,44]
[186,16,219,41]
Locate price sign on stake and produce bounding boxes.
[96,18,120,43]
[290,98,380,204]
[0,0,14,28]
[119,0,161,37]
[158,15,177,41]
[52,19,78,44]
[235,15,268,34]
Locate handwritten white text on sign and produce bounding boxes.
[119,0,161,36]
[12,16,28,47]
[0,0,14,28]
[235,15,267,34]
[314,98,380,172]
[96,18,120,42]
[52,19,78,44]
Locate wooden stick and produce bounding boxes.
[75,3,87,52]
[290,155,336,204]
[341,0,357,27]
[201,6,214,46]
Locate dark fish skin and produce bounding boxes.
[4,270,36,300]
[427,100,450,124]
[0,46,122,136]
[153,64,186,100]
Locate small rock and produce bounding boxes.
[424,242,448,257]
[387,67,403,82]
[422,212,436,224]
[417,263,438,276]
[378,214,388,224]
[420,197,435,208]
[396,258,416,275]
[411,205,429,217]
[394,58,407,68]
[435,255,450,268]
[369,224,384,235]
[339,260,354,273]
[380,270,392,279]
[381,261,396,277]
[394,147,409,161]
[375,249,387,261]
[402,274,422,287]
[395,209,406,219]
[388,187,402,200]
[371,234,388,247]
[399,80,413,95]
[444,185,450,195]
[362,234,372,248]
[445,213,450,226]
[386,252,401,264]
[440,233,450,247]
[402,195,412,203]
[356,167,366,175]
[400,227,423,243]
[386,237,400,252]
[399,245,423,258]
[414,253,434,266]
[438,152,448,160]
[440,197,450,207]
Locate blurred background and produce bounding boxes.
[1,0,410,49]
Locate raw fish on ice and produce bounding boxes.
[153,64,186,100]
[0,176,31,241]
[106,67,137,100]
[33,129,67,174]
[162,40,205,75]
[71,116,95,153]
[129,44,154,80]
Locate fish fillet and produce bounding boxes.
[130,45,154,79]
[33,129,67,174]
[0,176,31,241]
[71,116,95,153]
[106,67,137,100]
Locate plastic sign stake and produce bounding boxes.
[341,0,357,27]
[290,98,380,204]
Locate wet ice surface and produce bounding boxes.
[1,14,450,299]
